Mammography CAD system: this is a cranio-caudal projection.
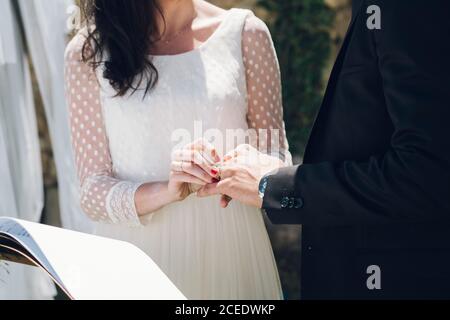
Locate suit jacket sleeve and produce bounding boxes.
[264,0,450,226]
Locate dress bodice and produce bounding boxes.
[97,9,251,183]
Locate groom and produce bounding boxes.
[199,0,450,299]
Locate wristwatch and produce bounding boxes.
[258,175,270,200]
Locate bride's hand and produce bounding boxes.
[168,139,221,201]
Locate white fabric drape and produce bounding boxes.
[17,0,96,233]
[0,0,55,300]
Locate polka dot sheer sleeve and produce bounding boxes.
[242,16,292,165]
[64,34,144,227]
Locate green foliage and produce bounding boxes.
[257,0,334,157]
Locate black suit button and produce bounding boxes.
[288,198,296,209]
[280,197,290,209]
[294,198,304,209]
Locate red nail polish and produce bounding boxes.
[211,169,219,176]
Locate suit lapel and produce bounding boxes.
[303,0,365,161]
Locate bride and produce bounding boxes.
[65,0,291,299]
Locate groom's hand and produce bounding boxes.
[197,145,283,208]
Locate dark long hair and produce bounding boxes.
[81,0,163,96]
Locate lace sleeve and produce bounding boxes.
[242,16,292,165]
[64,33,144,227]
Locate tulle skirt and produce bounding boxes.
[94,195,283,300]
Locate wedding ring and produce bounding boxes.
[172,161,184,172]
[180,161,186,173]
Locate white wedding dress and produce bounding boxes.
[64,8,291,299]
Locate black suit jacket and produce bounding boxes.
[264,0,450,299]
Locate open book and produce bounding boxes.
[0,217,186,300]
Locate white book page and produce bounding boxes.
[0,218,186,300]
